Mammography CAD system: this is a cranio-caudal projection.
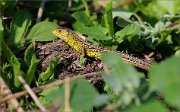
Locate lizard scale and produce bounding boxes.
[52,27,152,70]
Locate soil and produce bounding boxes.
[35,38,103,85]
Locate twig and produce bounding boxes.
[98,0,132,8]
[102,104,119,112]
[68,0,72,8]
[36,0,48,23]
[113,0,132,8]
[103,63,110,74]
[0,72,99,103]
[144,52,154,62]
[82,0,90,17]
[0,76,24,112]
[64,77,71,112]
[18,76,47,112]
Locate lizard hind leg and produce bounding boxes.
[144,52,155,64]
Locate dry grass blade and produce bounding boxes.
[36,0,48,23]
[18,76,47,112]
[0,76,24,112]
[65,77,71,112]
[0,72,99,104]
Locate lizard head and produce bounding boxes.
[52,27,70,42]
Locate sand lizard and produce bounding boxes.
[52,27,152,70]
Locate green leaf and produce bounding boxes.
[24,43,35,66]
[116,17,131,27]
[79,55,86,65]
[0,26,24,88]
[72,11,92,26]
[101,53,141,94]
[38,57,59,85]
[127,100,166,112]
[149,56,180,109]
[25,54,39,85]
[115,23,141,44]
[0,18,4,57]
[101,1,114,37]
[70,78,97,111]
[113,7,133,19]
[10,56,25,88]
[137,1,167,19]
[73,22,111,40]
[82,0,90,17]
[39,86,62,108]
[157,1,180,16]
[175,50,180,57]
[26,21,58,41]
[42,86,64,104]
[93,94,110,107]
[0,18,4,32]
[44,78,97,111]
[1,64,13,86]
[1,1,16,17]
[24,43,40,84]
[10,10,32,47]
[101,53,142,106]
[112,7,142,25]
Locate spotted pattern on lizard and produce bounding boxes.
[52,27,152,70]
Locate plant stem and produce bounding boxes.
[82,0,90,17]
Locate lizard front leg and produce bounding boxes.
[73,46,87,67]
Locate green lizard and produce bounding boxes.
[52,27,152,70]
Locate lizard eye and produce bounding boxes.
[56,29,62,33]
[52,29,63,35]
[52,28,69,41]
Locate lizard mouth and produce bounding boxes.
[52,29,59,36]
[52,28,69,41]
